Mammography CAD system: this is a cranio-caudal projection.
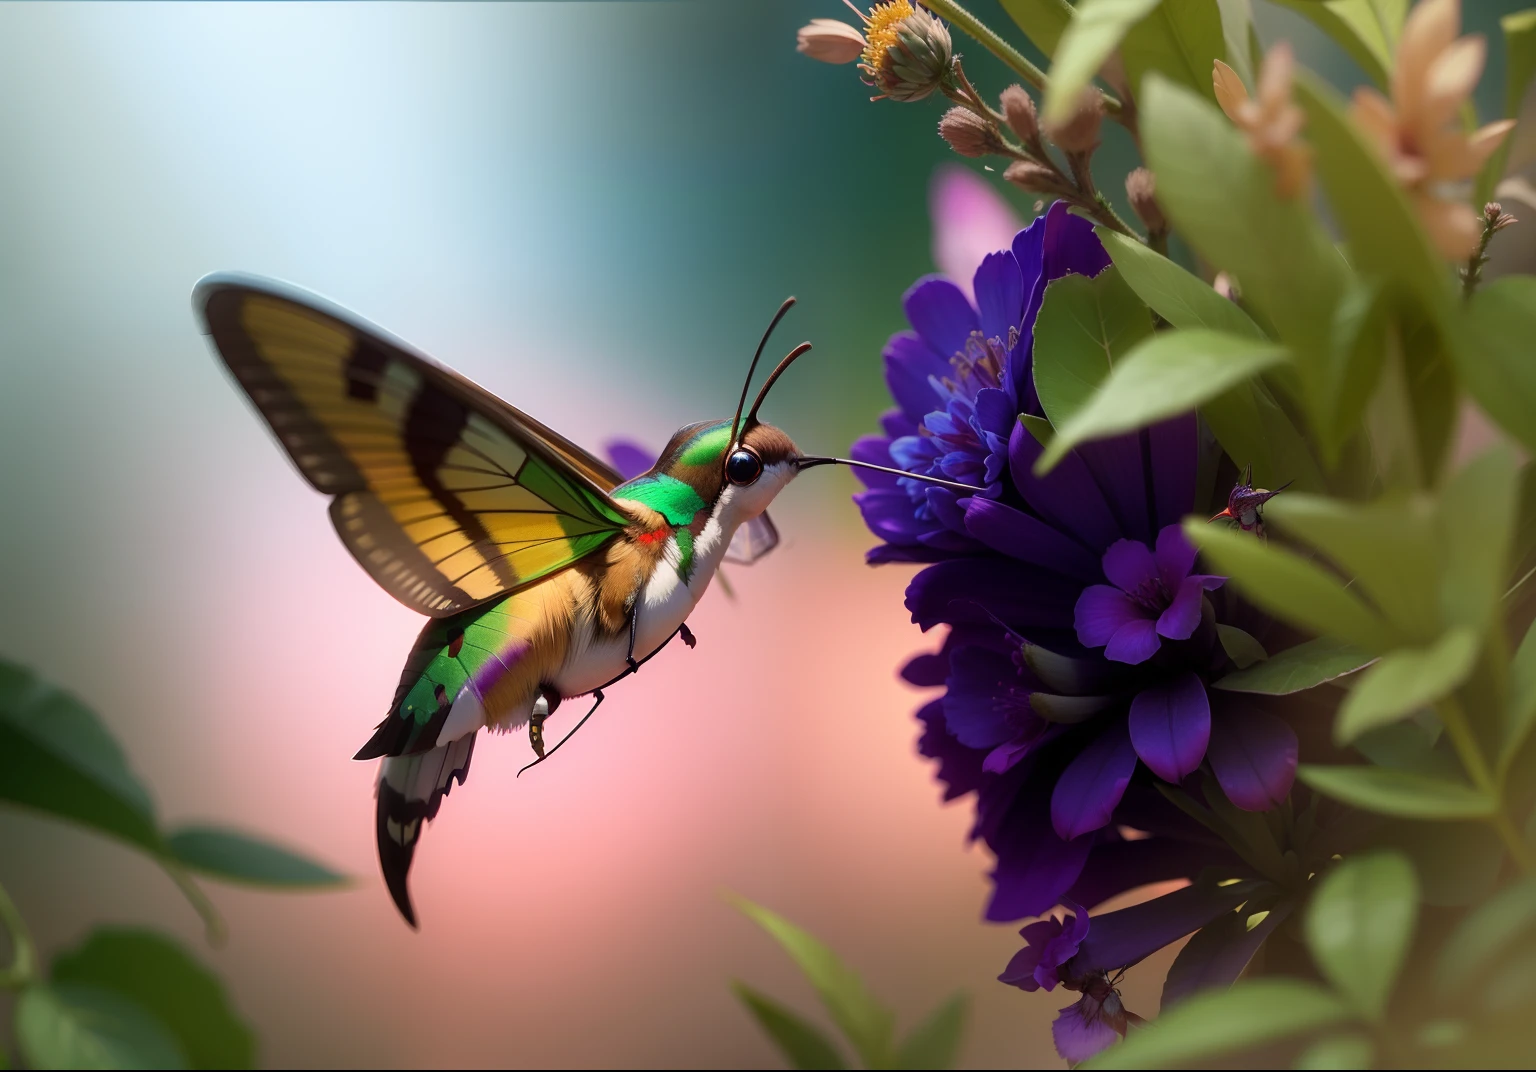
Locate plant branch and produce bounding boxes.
[0,879,35,990]
[1437,696,1536,873]
[162,861,228,947]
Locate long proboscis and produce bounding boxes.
[797,455,983,495]
[731,297,797,450]
[743,342,814,430]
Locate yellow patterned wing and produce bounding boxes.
[196,273,632,617]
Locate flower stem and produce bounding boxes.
[0,879,35,991]
[1437,695,1536,874]
[162,861,228,947]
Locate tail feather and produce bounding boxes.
[375,732,476,927]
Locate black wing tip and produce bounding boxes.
[375,781,422,928]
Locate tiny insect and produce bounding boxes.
[1209,464,1290,539]
[195,277,972,926]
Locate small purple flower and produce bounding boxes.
[999,901,1089,992]
[1074,526,1226,665]
[1052,976,1144,1064]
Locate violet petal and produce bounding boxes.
[1051,719,1139,840]
[974,249,1025,344]
[1102,538,1159,593]
[1128,673,1211,783]
[1076,433,1154,544]
[967,498,1102,581]
[1010,423,1124,551]
[882,330,949,423]
[1154,524,1198,591]
[1155,575,1207,641]
[1148,414,1199,528]
[1052,998,1120,1064]
[1104,617,1162,664]
[603,439,655,481]
[1069,877,1263,974]
[1161,899,1292,1009]
[1207,708,1299,811]
[902,275,980,359]
[1074,585,1144,647]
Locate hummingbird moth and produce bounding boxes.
[196,275,971,925]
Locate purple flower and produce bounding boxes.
[1075,526,1226,665]
[1052,976,1144,1064]
[999,901,1089,992]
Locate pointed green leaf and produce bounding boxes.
[1454,277,1536,457]
[1438,445,1521,634]
[1476,9,1536,203]
[1019,413,1054,447]
[1438,876,1536,992]
[16,984,187,1071]
[732,982,848,1070]
[1334,629,1479,745]
[1032,266,1154,432]
[1305,851,1418,1020]
[1268,1,1396,86]
[1183,520,1395,653]
[166,826,347,888]
[1214,636,1373,695]
[51,928,255,1069]
[1293,1032,1376,1070]
[895,993,969,1070]
[1043,0,1160,124]
[1141,76,1346,431]
[1097,229,1264,339]
[1297,764,1493,819]
[1039,329,1285,471]
[0,660,163,854]
[998,0,1076,55]
[1122,0,1227,105]
[1079,979,1350,1069]
[732,897,894,1069]
[1323,282,1389,464]
[1265,492,1440,642]
[1216,624,1267,669]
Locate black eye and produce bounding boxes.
[726,449,763,486]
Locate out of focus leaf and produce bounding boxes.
[1214,636,1372,695]
[1477,9,1536,204]
[1323,282,1388,465]
[1268,1,1396,86]
[15,983,186,1070]
[1141,76,1346,434]
[1437,446,1520,634]
[1097,229,1263,339]
[1504,616,1536,773]
[1122,0,1226,105]
[1334,629,1479,744]
[1292,1032,1375,1070]
[1043,0,1159,124]
[1379,820,1503,908]
[1216,625,1267,670]
[1455,277,1536,458]
[1032,266,1154,432]
[51,928,255,1069]
[1352,719,1459,779]
[1037,328,1286,472]
[1161,900,1291,1009]
[732,982,847,1071]
[1304,851,1418,1020]
[732,897,894,1069]
[998,0,1076,56]
[894,992,968,1070]
[1439,876,1536,992]
[167,826,346,888]
[1265,492,1439,642]
[1079,979,1350,1068]
[1183,521,1395,653]
[0,660,162,854]
[1297,764,1492,819]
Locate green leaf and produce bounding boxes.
[1265,492,1440,642]
[1379,820,1504,908]
[1505,616,1536,773]
[1038,329,1286,472]
[1216,624,1267,669]
[1293,1032,1376,1070]
[1476,9,1536,204]
[998,0,1076,56]
[732,897,894,1069]
[1079,979,1350,1069]
[1214,636,1373,695]
[1323,281,1389,465]
[1304,851,1418,1020]
[0,659,163,854]
[167,826,347,888]
[1019,412,1054,447]
[1268,1,1396,86]
[1122,0,1227,105]
[894,993,969,1070]
[51,928,255,1069]
[1297,764,1493,819]
[1097,229,1264,339]
[1438,876,1536,992]
[1334,628,1479,745]
[1438,445,1521,634]
[1455,277,1536,457]
[1032,266,1154,432]
[1141,76,1347,434]
[15,984,187,1070]
[1183,520,1395,653]
[732,982,847,1070]
[1043,0,1160,124]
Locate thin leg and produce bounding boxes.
[527,686,561,759]
[625,601,639,674]
[517,689,604,777]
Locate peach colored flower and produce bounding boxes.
[1212,44,1313,199]
[796,18,867,65]
[1349,0,1514,260]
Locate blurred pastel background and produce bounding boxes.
[0,3,1530,1068]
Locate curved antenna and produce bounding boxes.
[797,455,984,495]
[731,297,797,449]
[743,342,814,429]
